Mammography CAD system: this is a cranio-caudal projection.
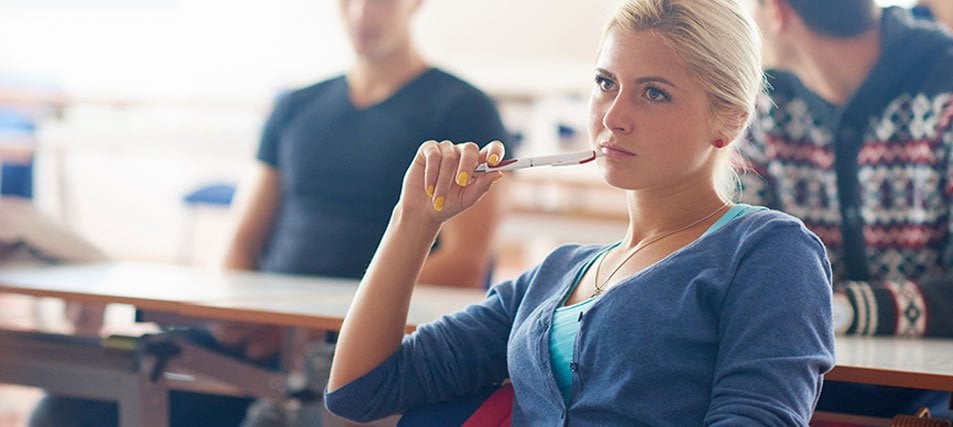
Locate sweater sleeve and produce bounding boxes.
[705,220,836,425]
[837,120,953,337]
[324,272,529,423]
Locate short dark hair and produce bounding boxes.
[785,0,879,37]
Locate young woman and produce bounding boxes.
[326,0,835,424]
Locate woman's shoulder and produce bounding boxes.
[718,206,825,251]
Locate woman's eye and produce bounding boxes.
[644,86,671,102]
[595,76,615,92]
[645,86,670,102]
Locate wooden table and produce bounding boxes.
[0,262,487,427]
[0,262,486,330]
[828,336,953,392]
[4,263,953,425]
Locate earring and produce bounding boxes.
[713,139,727,148]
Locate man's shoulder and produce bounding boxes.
[418,68,494,104]
[763,70,805,100]
[278,75,347,109]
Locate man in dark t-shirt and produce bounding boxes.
[254,68,509,279]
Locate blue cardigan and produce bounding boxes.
[326,209,835,425]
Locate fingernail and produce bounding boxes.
[456,171,469,187]
[491,173,504,183]
[427,185,435,197]
[488,154,500,165]
[434,196,445,211]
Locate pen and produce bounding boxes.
[474,149,601,173]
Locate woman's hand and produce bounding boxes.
[399,140,505,223]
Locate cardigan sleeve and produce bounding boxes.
[324,271,530,423]
[705,220,836,425]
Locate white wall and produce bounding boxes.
[0,0,614,100]
[0,0,920,265]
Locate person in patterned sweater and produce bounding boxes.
[747,0,953,418]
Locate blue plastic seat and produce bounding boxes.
[0,107,36,199]
[178,182,237,263]
[182,183,236,207]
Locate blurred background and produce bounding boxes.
[0,0,919,271]
[0,0,926,425]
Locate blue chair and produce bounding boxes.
[178,182,237,263]
[0,107,36,199]
[182,183,236,207]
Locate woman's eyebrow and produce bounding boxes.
[634,76,678,88]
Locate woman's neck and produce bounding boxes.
[622,189,728,249]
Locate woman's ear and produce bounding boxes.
[715,109,750,145]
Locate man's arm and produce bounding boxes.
[219,161,281,270]
[209,161,284,360]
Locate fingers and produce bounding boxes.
[208,321,255,347]
[418,139,506,212]
[483,140,506,168]
[244,325,284,361]
[474,140,506,187]
[420,140,441,199]
[432,141,458,211]
[455,142,481,187]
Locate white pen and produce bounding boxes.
[474,149,601,173]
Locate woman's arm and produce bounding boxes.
[327,140,504,391]
[706,220,835,425]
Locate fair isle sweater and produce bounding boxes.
[741,7,953,337]
[325,210,834,425]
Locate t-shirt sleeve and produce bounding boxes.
[256,92,296,168]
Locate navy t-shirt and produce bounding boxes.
[256,68,510,278]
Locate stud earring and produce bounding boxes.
[713,139,727,148]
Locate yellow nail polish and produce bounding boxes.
[427,185,435,197]
[488,153,500,165]
[434,196,445,212]
[456,171,469,187]
[491,173,504,183]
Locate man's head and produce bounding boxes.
[753,0,879,68]
[338,0,422,61]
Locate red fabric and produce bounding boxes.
[461,383,514,427]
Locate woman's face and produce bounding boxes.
[589,27,721,193]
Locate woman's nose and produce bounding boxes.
[602,96,633,135]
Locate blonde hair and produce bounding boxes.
[606,0,764,200]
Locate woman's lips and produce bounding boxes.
[599,143,635,158]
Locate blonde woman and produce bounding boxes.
[327,0,835,424]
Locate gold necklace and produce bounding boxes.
[591,200,732,297]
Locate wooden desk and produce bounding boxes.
[828,336,953,392]
[5,263,953,424]
[0,262,488,427]
[0,262,487,331]
[179,283,486,333]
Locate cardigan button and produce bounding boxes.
[569,362,578,373]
